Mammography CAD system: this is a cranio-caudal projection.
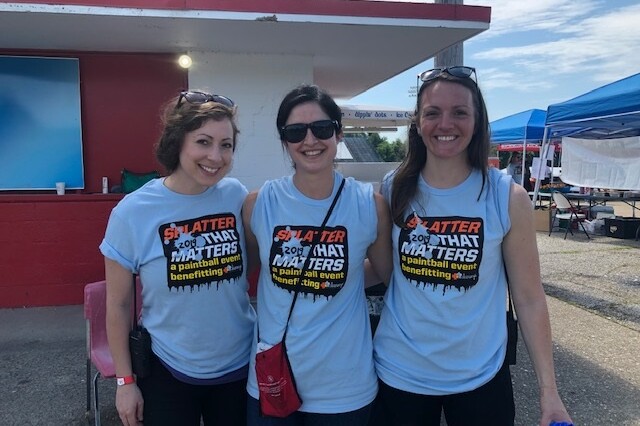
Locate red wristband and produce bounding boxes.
[116,375,135,386]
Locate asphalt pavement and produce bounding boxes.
[0,231,639,425]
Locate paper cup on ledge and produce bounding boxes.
[55,182,66,195]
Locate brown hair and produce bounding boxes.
[155,95,239,174]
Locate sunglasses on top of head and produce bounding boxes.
[419,66,477,83]
[280,120,340,143]
[175,91,235,109]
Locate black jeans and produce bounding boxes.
[137,355,247,426]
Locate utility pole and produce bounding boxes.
[411,2,464,104]
[434,0,464,67]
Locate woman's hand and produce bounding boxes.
[115,383,144,426]
[539,386,573,426]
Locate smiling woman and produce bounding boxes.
[242,84,393,425]
[373,66,574,426]
[100,90,256,426]
[164,117,235,194]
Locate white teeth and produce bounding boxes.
[304,150,322,156]
[201,165,219,173]
[437,136,456,141]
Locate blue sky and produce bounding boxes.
[350,0,640,141]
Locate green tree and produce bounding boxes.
[367,133,406,162]
[368,133,386,152]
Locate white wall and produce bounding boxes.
[335,162,401,192]
[188,51,313,191]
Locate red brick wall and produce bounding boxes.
[0,195,121,307]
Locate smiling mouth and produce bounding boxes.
[436,135,456,142]
[200,164,220,174]
[303,150,323,157]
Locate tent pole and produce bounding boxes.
[532,127,550,207]
[521,129,527,187]
[549,141,555,184]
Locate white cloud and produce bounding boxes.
[477,67,554,92]
[474,3,640,78]
[465,1,640,96]
[465,0,601,37]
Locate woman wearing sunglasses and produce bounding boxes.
[372,67,573,425]
[242,84,392,425]
[101,91,255,425]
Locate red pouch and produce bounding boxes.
[255,341,302,418]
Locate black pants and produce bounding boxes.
[247,397,373,426]
[370,361,515,426]
[137,355,247,426]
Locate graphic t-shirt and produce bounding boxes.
[100,177,255,379]
[245,172,379,413]
[507,162,523,185]
[374,168,512,395]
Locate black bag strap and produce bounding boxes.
[504,265,518,365]
[505,267,516,319]
[281,178,346,342]
[131,273,139,331]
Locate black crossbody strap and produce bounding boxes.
[504,265,518,365]
[282,178,345,341]
[132,273,139,330]
[507,275,515,316]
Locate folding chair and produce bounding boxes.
[549,191,591,240]
[84,279,141,426]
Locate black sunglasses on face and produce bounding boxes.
[175,91,235,109]
[280,120,339,143]
[419,66,477,83]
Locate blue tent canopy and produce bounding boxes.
[532,72,640,200]
[490,109,546,144]
[545,72,640,139]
